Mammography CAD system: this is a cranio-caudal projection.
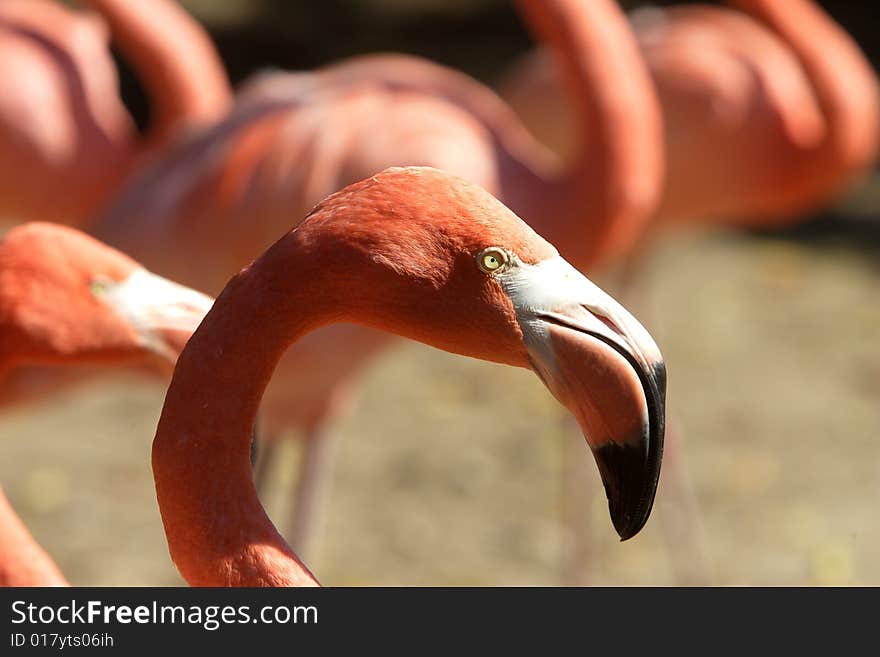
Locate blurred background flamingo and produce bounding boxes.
[500,0,880,232]
[0,0,230,228]
[0,486,66,586]
[0,222,212,586]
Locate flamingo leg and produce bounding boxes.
[251,423,335,557]
[560,408,714,584]
[251,429,278,494]
[249,425,261,469]
[286,423,337,556]
[654,417,714,584]
[560,413,596,585]
[613,244,714,585]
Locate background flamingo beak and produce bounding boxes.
[97,269,214,368]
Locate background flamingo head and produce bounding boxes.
[0,223,212,375]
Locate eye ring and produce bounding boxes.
[476,247,510,275]
[89,276,113,297]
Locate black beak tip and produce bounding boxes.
[597,358,666,541]
[593,440,660,541]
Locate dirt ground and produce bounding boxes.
[1,228,878,586]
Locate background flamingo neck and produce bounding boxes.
[512,0,663,267]
[727,0,880,191]
[152,244,330,586]
[0,18,132,224]
[0,488,67,586]
[727,0,875,101]
[79,0,232,148]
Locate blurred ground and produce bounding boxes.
[2,225,878,586]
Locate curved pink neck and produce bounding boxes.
[510,0,664,267]
[0,488,67,586]
[79,0,232,147]
[727,0,880,172]
[152,233,327,586]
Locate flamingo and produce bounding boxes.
[0,487,66,586]
[151,167,666,586]
[0,222,212,385]
[0,222,213,586]
[497,0,879,583]
[0,0,231,227]
[91,0,664,553]
[499,0,880,230]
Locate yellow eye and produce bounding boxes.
[477,247,509,274]
[90,277,112,297]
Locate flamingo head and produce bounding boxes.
[0,223,212,374]
[292,167,667,539]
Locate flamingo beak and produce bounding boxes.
[498,255,666,540]
[95,269,214,368]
